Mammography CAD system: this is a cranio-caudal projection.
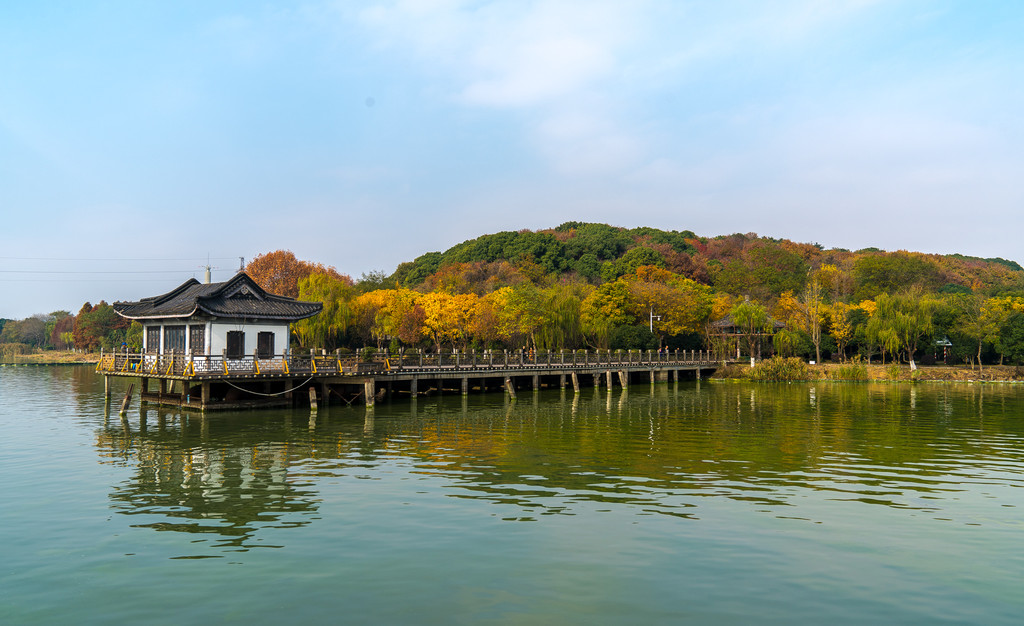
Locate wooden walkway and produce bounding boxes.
[97,349,726,411]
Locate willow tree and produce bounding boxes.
[866,290,936,369]
[730,299,771,364]
[535,283,590,350]
[294,272,354,350]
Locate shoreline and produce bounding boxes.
[0,351,100,366]
[713,362,1024,383]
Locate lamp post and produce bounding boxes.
[649,307,661,333]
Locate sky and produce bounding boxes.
[2,0,1023,319]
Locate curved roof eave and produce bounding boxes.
[194,303,321,322]
[114,306,199,320]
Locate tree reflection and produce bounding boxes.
[94,382,1024,537]
[96,408,327,551]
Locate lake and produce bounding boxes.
[2,365,1023,624]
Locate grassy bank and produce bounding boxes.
[713,360,1024,382]
[0,350,100,365]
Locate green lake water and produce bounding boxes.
[2,365,1023,624]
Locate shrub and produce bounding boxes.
[0,343,32,358]
[886,363,901,380]
[710,363,748,379]
[832,356,868,381]
[748,356,808,381]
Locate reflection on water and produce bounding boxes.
[93,380,1024,546]
[7,366,1024,622]
[98,411,322,552]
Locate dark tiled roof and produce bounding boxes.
[710,314,786,330]
[113,273,322,322]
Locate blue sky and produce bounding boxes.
[2,0,1023,319]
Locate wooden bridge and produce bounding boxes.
[97,348,726,411]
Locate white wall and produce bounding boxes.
[141,319,290,355]
[210,320,290,355]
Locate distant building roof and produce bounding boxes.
[710,314,785,331]
[113,272,322,322]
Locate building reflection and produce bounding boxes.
[95,407,326,550]
[94,382,1024,535]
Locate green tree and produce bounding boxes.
[852,252,945,301]
[999,313,1024,364]
[600,247,666,282]
[713,242,808,301]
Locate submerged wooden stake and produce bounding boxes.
[119,383,135,416]
[309,386,318,412]
[504,377,517,399]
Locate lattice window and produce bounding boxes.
[164,325,185,354]
[190,325,205,355]
[146,327,160,353]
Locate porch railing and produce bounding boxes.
[97,348,723,378]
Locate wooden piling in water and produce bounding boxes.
[364,380,375,406]
[504,377,517,399]
[119,383,134,416]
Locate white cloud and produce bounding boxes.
[357,0,646,174]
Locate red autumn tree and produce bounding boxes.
[245,250,352,298]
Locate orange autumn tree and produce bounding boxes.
[246,250,352,298]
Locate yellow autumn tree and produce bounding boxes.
[623,266,714,345]
[420,291,479,351]
[827,302,854,361]
[352,290,397,348]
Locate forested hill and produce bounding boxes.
[5,222,1023,362]
[389,222,1023,301]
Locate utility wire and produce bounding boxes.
[0,256,239,261]
[0,270,202,274]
